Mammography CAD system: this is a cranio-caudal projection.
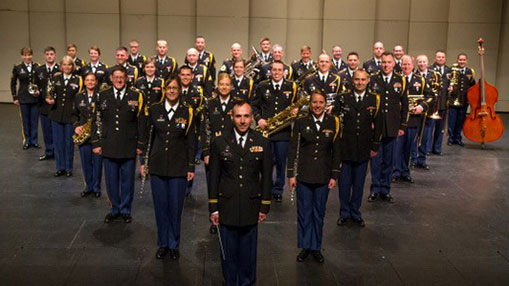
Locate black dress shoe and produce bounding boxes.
[336,218,349,226]
[432,151,443,156]
[273,194,282,202]
[66,171,73,177]
[392,176,400,183]
[23,144,30,150]
[209,225,218,234]
[104,213,119,223]
[54,170,65,177]
[415,163,430,170]
[169,249,180,260]
[81,191,92,197]
[311,250,325,263]
[297,249,310,262]
[410,162,416,169]
[380,194,394,203]
[94,192,101,198]
[353,218,366,227]
[122,214,132,223]
[401,176,414,183]
[32,144,41,149]
[195,158,201,165]
[368,193,379,202]
[39,154,54,161]
[156,247,169,259]
[447,142,453,146]
[458,142,465,147]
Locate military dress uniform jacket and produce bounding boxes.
[330,59,348,75]
[35,64,60,115]
[208,130,272,227]
[334,90,383,162]
[200,95,236,157]
[338,68,354,91]
[72,91,98,128]
[368,71,408,138]
[231,76,254,102]
[303,72,342,105]
[135,76,165,107]
[81,62,109,88]
[291,59,314,82]
[11,62,40,104]
[91,86,146,159]
[430,64,451,111]
[362,58,381,74]
[453,67,476,107]
[404,73,434,128]
[128,54,147,76]
[198,50,216,81]
[256,62,293,84]
[287,114,341,184]
[48,73,83,124]
[143,101,196,177]
[106,64,138,87]
[181,85,206,113]
[219,58,235,76]
[184,64,213,98]
[73,58,86,75]
[153,55,178,80]
[252,79,298,141]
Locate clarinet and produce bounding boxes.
[140,124,154,198]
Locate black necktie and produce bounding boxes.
[274,84,280,91]
[64,78,69,86]
[116,90,122,102]
[315,120,321,131]
[376,60,380,66]
[88,95,93,104]
[221,103,227,112]
[238,137,244,147]
[236,80,241,86]
[385,77,389,84]
[406,76,410,83]
[167,108,175,119]
[357,95,361,103]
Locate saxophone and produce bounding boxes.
[255,94,310,137]
[73,118,92,145]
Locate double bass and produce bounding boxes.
[463,38,504,148]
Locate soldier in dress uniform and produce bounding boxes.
[107,47,138,87]
[447,53,476,146]
[72,72,102,198]
[11,47,41,150]
[219,43,243,76]
[291,45,314,82]
[334,69,382,227]
[91,65,146,224]
[46,55,83,177]
[67,44,86,76]
[337,52,360,91]
[303,53,341,113]
[231,59,254,102]
[259,37,273,63]
[81,46,109,90]
[330,45,348,75]
[153,40,178,81]
[201,73,237,234]
[392,55,433,183]
[363,41,385,75]
[287,89,340,263]
[35,46,60,160]
[141,76,196,260]
[184,48,214,97]
[128,40,147,77]
[393,45,405,73]
[135,59,165,108]
[208,100,272,286]
[427,50,451,156]
[256,44,293,84]
[252,60,298,202]
[367,52,408,203]
[193,36,216,82]
[413,54,440,169]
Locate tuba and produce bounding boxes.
[448,63,462,107]
[255,94,310,137]
[243,46,263,79]
[28,83,39,96]
[46,78,56,100]
[408,94,425,115]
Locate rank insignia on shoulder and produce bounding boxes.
[250,146,263,152]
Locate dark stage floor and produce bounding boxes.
[1,103,508,286]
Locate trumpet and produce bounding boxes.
[427,71,442,119]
